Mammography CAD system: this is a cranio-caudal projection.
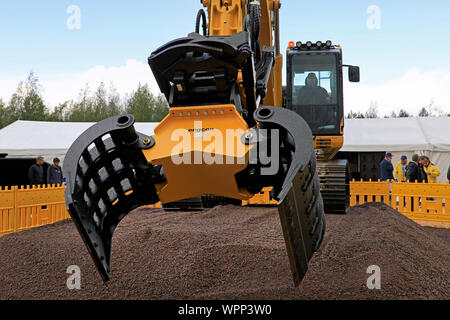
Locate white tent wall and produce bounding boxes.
[1,118,449,183]
[342,117,450,184]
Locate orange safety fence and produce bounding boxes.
[0,185,164,238]
[142,203,162,209]
[242,187,277,206]
[350,180,450,223]
[0,185,70,237]
[3,180,447,237]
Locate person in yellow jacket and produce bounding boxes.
[394,155,408,182]
[423,156,440,184]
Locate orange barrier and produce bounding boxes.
[4,180,447,237]
[0,185,164,238]
[0,187,16,237]
[142,203,162,209]
[349,180,390,207]
[350,180,450,223]
[0,185,70,237]
[242,188,277,206]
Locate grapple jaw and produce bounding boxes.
[247,106,327,286]
[63,115,162,281]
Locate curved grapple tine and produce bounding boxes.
[63,115,160,282]
[253,106,314,201]
[253,107,326,286]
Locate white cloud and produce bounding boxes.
[0,59,160,107]
[344,68,450,116]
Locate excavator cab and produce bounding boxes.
[286,41,360,213]
[63,0,326,287]
[286,41,360,137]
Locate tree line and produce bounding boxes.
[1,72,449,128]
[346,101,450,119]
[0,72,169,130]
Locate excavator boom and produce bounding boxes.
[64,0,325,286]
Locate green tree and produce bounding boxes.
[365,101,379,119]
[125,83,169,122]
[0,99,10,129]
[65,84,94,122]
[65,82,124,122]
[398,109,410,118]
[47,102,69,122]
[7,71,48,122]
[418,107,429,117]
[1,74,168,127]
[346,110,365,119]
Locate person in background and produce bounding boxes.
[418,156,429,183]
[422,156,440,184]
[28,156,45,186]
[394,155,408,182]
[447,165,450,183]
[380,152,394,182]
[406,154,423,183]
[47,158,64,186]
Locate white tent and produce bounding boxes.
[342,117,450,183]
[1,117,449,182]
[0,121,159,164]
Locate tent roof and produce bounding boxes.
[0,120,159,159]
[342,117,450,152]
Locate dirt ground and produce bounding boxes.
[0,203,448,300]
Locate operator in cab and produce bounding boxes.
[297,73,331,105]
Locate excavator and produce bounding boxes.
[63,0,356,287]
[285,40,359,213]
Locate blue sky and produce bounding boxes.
[1,0,450,115]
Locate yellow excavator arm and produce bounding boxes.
[63,0,326,287]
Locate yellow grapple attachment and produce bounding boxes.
[64,14,325,285]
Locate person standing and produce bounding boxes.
[422,156,440,184]
[406,154,423,183]
[406,155,427,211]
[447,165,450,183]
[28,157,45,186]
[394,155,408,182]
[418,156,429,183]
[380,152,394,182]
[47,158,64,186]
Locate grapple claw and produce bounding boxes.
[251,106,326,286]
[63,115,162,281]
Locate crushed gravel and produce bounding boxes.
[0,203,448,300]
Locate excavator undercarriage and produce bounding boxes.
[64,0,326,286]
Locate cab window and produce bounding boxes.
[290,53,340,135]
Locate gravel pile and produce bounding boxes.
[0,203,448,300]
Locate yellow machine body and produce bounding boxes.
[143,105,255,203]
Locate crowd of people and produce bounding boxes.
[380,152,450,183]
[27,157,64,186]
[24,153,450,188]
